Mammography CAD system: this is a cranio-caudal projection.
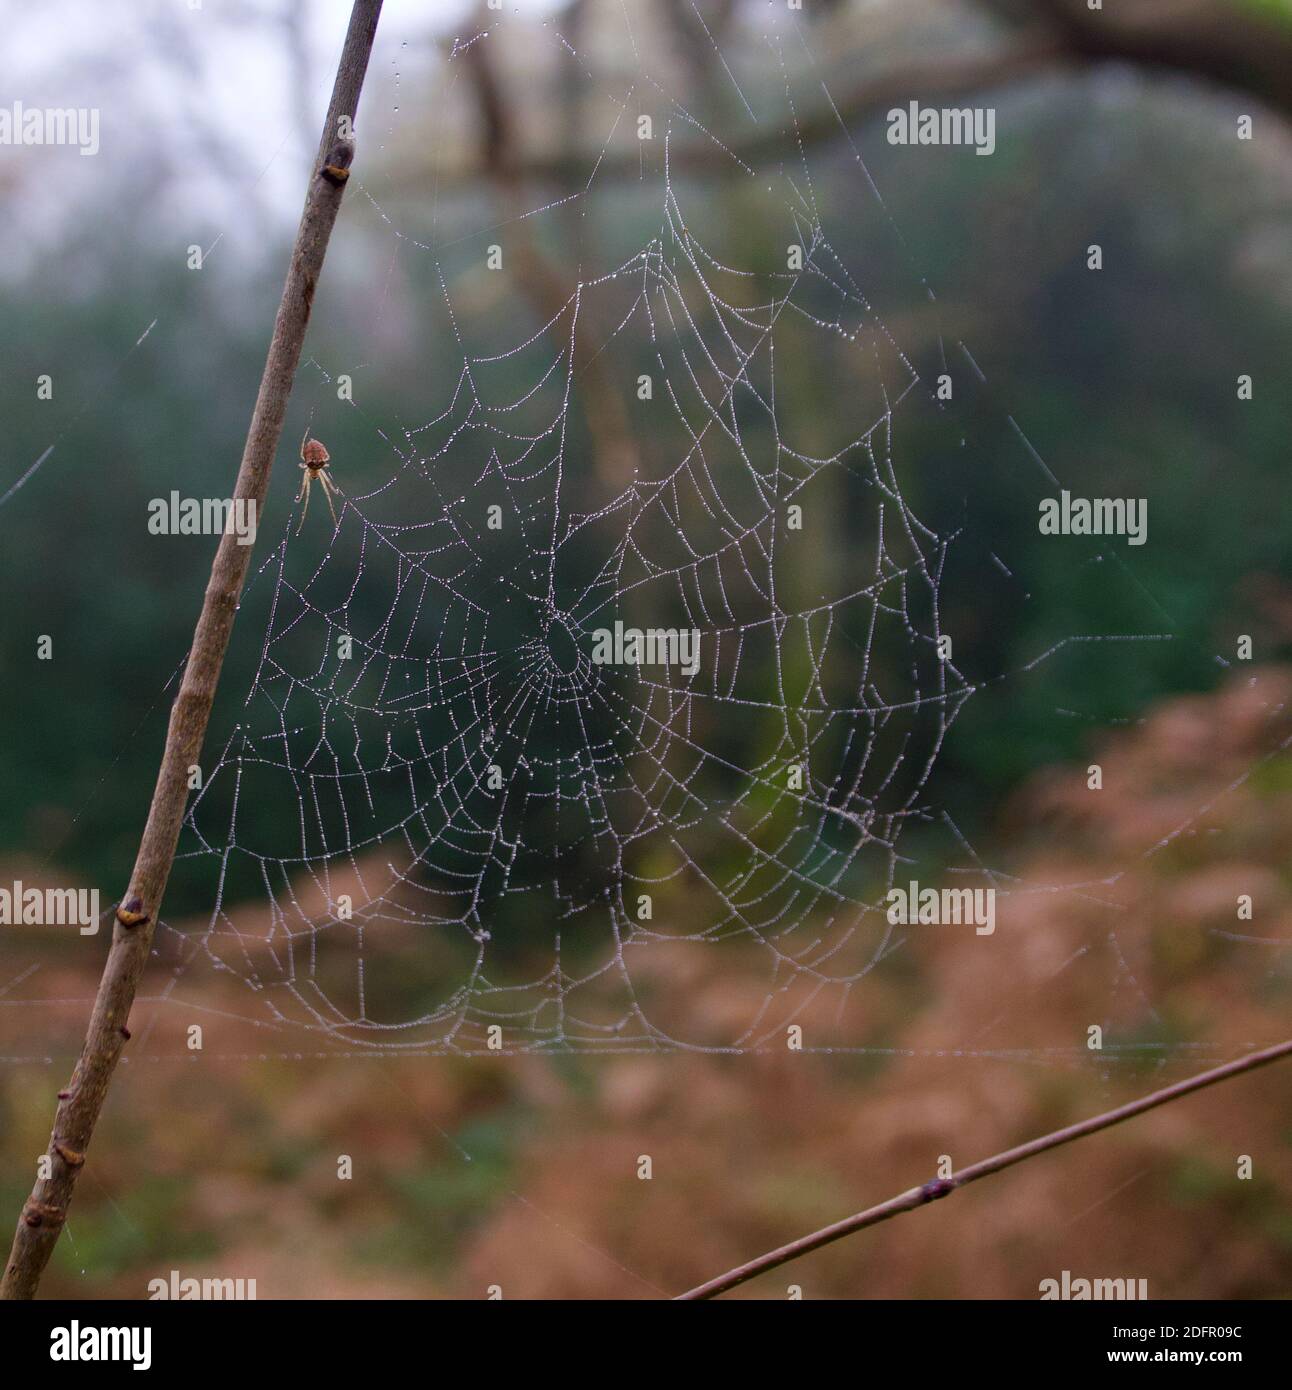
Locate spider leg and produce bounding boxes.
[318,471,340,527]
[295,473,312,535]
[295,466,308,503]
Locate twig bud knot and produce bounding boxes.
[116,898,149,929]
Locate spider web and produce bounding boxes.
[15,5,1271,1065]
[144,14,988,1055]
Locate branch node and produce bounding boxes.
[53,1143,85,1170]
[115,898,149,929]
[919,1178,956,1203]
[319,137,356,186]
[21,1202,64,1230]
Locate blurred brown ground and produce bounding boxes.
[1,668,1290,1299]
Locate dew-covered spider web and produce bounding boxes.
[88,7,1279,1060]
[143,22,984,1055]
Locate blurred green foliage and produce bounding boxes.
[0,51,1288,929]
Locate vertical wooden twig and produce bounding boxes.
[1,0,384,1300]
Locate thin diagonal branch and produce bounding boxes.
[676,1037,1292,1300]
[0,0,384,1301]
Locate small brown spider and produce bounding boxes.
[295,430,343,534]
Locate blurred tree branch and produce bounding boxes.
[428,0,1292,191]
[462,7,640,493]
[438,33,1073,187]
[979,0,1292,120]
[656,0,738,94]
